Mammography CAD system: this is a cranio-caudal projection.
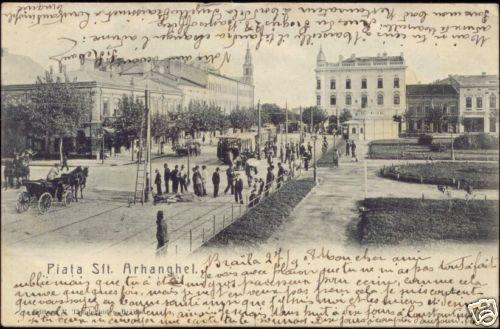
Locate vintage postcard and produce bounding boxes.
[1,2,499,327]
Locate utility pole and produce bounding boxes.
[257,100,261,160]
[285,101,288,145]
[146,89,152,196]
[310,107,313,134]
[313,134,317,183]
[299,106,303,144]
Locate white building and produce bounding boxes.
[436,73,499,133]
[120,45,254,113]
[315,48,406,140]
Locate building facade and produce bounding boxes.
[1,65,183,157]
[436,74,499,133]
[315,48,406,140]
[405,84,459,134]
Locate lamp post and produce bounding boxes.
[299,106,303,144]
[312,133,317,183]
[285,101,288,145]
[257,100,261,160]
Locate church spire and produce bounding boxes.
[316,45,326,64]
[243,42,253,85]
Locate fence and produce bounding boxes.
[155,163,303,257]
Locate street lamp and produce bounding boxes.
[312,133,317,183]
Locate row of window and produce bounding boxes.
[317,77,400,90]
[465,94,497,110]
[101,97,179,117]
[318,93,400,106]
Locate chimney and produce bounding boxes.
[482,72,486,76]
[383,52,387,57]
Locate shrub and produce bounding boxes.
[417,134,433,145]
[454,133,499,150]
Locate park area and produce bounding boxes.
[380,161,499,189]
[368,136,499,161]
[356,198,499,245]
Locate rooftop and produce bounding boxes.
[317,52,405,69]
[406,84,458,96]
[440,74,499,87]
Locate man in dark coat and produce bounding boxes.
[277,163,286,188]
[258,178,265,199]
[171,165,179,193]
[345,140,350,156]
[154,169,162,195]
[234,173,244,204]
[351,141,357,162]
[156,211,168,250]
[163,163,170,194]
[212,167,220,197]
[224,164,235,195]
[265,166,274,196]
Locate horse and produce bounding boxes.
[60,166,89,201]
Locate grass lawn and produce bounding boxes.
[356,198,499,245]
[369,139,499,161]
[202,177,316,248]
[380,161,499,189]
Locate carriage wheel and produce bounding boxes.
[38,192,52,214]
[16,192,31,213]
[63,190,73,206]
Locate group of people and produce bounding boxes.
[151,163,210,199]
[345,140,358,162]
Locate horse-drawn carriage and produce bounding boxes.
[3,151,33,188]
[16,166,89,214]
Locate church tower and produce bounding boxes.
[242,43,253,85]
[316,45,326,66]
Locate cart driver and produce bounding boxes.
[47,163,61,181]
[47,163,63,201]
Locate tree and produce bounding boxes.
[229,107,257,131]
[151,112,169,154]
[301,106,328,131]
[426,106,447,133]
[338,108,353,124]
[1,94,32,157]
[113,95,145,160]
[21,72,93,162]
[261,103,284,126]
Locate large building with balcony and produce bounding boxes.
[435,74,498,133]
[315,48,406,140]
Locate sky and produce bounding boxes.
[1,2,498,108]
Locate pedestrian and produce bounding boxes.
[201,165,208,196]
[279,144,284,163]
[277,163,286,188]
[304,151,310,171]
[62,152,69,171]
[248,183,257,207]
[212,167,220,197]
[156,210,168,250]
[224,164,235,195]
[179,165,187,193]
[322,136,328,154]
[307,142,313,155]
[351,141,358,162]
[202,134,206,144]
[154,169,162,195]
[300,143,306,157]
[258,178,265,199]
[345,140,350,156]
[245,162,254,188]
[234,173,244,204]
[333,148,340,168]
[145,173,150,202]
[163,163,170,194]
[265,166,274,196]
[286,143,292,164]
[192,166,203,196]
[171,165,179,194]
